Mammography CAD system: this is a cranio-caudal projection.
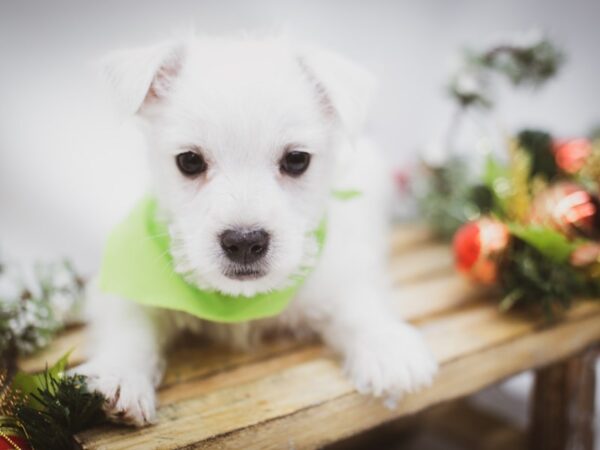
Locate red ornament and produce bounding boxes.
[453,218,510,284]
[0,418,31,450]
[530,182,599,239]
[553,138,593,174]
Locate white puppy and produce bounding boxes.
[77,36,437,426]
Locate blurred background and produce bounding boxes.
[1,0,599,271]
[0,1,598,447]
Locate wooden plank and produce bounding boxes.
[76,304,600,449]
[22,280,495,403]
[184,311,600,450]
[389,224,436,254]
[530,346,598,450]
[160,345,325,406]
[389,243,454,285]
[421,300,600,363]
[394,274,487,321]
[161,338,306,389]
[15,225,600,450]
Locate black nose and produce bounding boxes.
[220,229,270,264]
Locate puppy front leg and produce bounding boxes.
[75,289,173,426]
[313,285,437,406]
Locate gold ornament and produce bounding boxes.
[506,141,533,222]
[0,417,30,450]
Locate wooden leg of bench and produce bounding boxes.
[530,347,597,450]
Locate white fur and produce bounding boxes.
[77,36,437,426]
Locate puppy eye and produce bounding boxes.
[280,150,311,176]
[176,151,207,177]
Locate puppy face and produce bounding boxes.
[102,37,374,296]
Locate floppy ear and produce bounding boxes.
[298,46,377,136]
[99,41,185,115]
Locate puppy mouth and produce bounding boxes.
[223,266,267,280]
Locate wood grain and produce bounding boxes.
[75,307,600,449]
[530,346,598,450]
[15,225,600,450]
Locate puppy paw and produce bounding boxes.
[73,363,157,427]
[343,323,437,407]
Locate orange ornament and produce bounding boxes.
[453,218,510,284]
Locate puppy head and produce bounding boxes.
[101,36,374,296]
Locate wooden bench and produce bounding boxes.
[19,226,600,450]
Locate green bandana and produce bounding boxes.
[99,197,327,323]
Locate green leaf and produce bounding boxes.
[482,155,511,217]
[483,154,508,187]
[12,351,71,408]
[508,224,577,264]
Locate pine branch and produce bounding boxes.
[15,373,106,450]
[499,239,600,316]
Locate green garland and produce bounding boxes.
[449,31,564,108]
[500,237,600,315]
[0,257,104,449]
[15,372,106,450]
[2,357,106,450]
[0,260,84,368]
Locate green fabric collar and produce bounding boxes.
[99,197,327,323]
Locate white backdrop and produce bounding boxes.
[1,0,599,272]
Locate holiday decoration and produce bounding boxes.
[0,372,20,417]
[0,371,31,450]
[0,359,105,450]
[416,32,599,315]
[428,137,600,314]
[0,253,104,449]
[553,138,593,174]
[517,129,558,181]
[570,242,600,267]
[529,182,599,239]
[418,32,565,239]
[449,30,564,108]
[453,218,510,284]
[0,417,31,450]
[14,372,105,450]
[0,260,84,368]
[437,142,600,314]
[579,139,600,188]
